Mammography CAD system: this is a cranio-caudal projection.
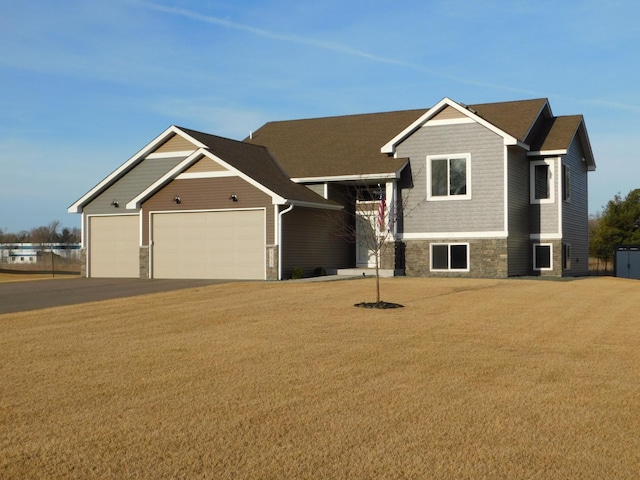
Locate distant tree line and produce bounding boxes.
[589,188,640,271]
[0,221,80,245]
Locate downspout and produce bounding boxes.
[278,204,294,280]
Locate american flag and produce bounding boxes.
[377,196,386,229]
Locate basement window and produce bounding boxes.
[431,243,469,272]
[533,244,553,271]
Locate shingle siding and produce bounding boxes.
[396,122,505,234]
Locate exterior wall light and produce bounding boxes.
[230,194,238,202]
[173,196,181,204]
[110,200,119,208]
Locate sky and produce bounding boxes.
[1,0,639,233]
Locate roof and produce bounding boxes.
[152,127,339,208]
[469,98,549,142]
[245,109,427,180]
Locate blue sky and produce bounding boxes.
[1,0,639,232]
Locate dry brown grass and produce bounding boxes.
[0,273,61,283]
[1,276,639,479]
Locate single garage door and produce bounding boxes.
[89,215,140,278]
[151,210,265,279]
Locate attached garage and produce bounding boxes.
[150,209,265,279]
[89,215,140,278]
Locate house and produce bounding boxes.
[68,97,595,279]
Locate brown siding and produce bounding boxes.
[281,207,352,278]
[154,134,198,153]
[431,105,466,121]
[141,176,274,245]
[184,157,228,174]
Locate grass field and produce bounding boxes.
[1,276,639,479]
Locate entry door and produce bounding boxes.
[356,205,378,267]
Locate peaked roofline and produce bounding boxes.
[67,125,203,213]
[380,97,526,154]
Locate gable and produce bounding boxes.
[183,156,229,174]
[430,105,467,121]
[153,133,199,154]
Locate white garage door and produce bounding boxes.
[89,215,139,278]
[151,210,265,279]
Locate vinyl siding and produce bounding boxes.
[430,105,466,121]
[141,176,274,245]
[396,122,505,233]
[184,157,227,173]
[83,156,186,215]
[561,138,589,276]
[507,147,531,275]
[154,133,198,153]
[281,207,352,278]
[529,158,560,235]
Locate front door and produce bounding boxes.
[356,204,378,267]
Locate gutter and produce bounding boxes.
[277,204,294,280]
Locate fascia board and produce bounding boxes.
[68,125,201,213]
[286,200,343,210]
[528,149,567,157]
[381,97,521,154]
[291,171,402,183]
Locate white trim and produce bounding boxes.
[287,199,343,210]
[530,158,555,204]
[86,212,140,278]
[528,149,566,157]
[426,153,472,201]
[430,242,470,272]
[530,233,561,240]
[533,243,553,271]
[399,231,507,240]
[503,145,509,234]
[323,183,329,199]
[176,171,237,179]
[424,118,475,127]
[381,97,521,154]
[68,125,205,213]
[291,172,401,183]
[146,150,196,159]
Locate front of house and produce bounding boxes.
[69,97,595,280]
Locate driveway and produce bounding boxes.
[0,278,230,315]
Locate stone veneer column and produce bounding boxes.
[139,246,149,279]
[266,245,279,280]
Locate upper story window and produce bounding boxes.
[562,164,571,202]
[530,159,555,204]
[427,154,471,201]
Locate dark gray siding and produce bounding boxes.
[529,159,560,235]
[84,156,186,215]
[281,207,352,278]
[396,122,505,233]
[507,147,531,275]
[561,139,589,276]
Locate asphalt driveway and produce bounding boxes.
[0,278,231,315]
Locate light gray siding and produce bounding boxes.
[507,147,531,275]
[561,138,589,276]
[83,156,186,215]
[396,122,505,233]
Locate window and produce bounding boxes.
[562,164,571,202]
[530,159,554,203]
[431,243,469,271]
[427,154,471,200]
[563,243,571,270]
[533,244,553,271]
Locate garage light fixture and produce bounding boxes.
[229,194,238,202]
[110,200,119,208]
[173,196,181,204]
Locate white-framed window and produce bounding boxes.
[430,243,470,272]
[562,164,571,202]
[530,159,554,204]
[563,243,571,270]
[427,154,471,201]
[533,243,553,271]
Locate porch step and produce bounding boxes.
[335,268,399,278]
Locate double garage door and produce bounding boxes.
[89,211,265,279]
[151,210,265,280]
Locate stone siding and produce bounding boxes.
[139,246,149,279]
[266,245,279,280]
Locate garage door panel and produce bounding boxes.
[152,210,264,279]
[89,215,139,278]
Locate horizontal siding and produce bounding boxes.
[154,134,198,153]
[507,147,531,275]
[396,122,505,233]
[431,105,466,121]
[281,207,352,278]
[84,156,186,215]
[562,139,589,275]
[529,159,560,234]
[141,176,274,245]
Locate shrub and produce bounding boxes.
[313,267,326,277]
[291,267,304,280]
